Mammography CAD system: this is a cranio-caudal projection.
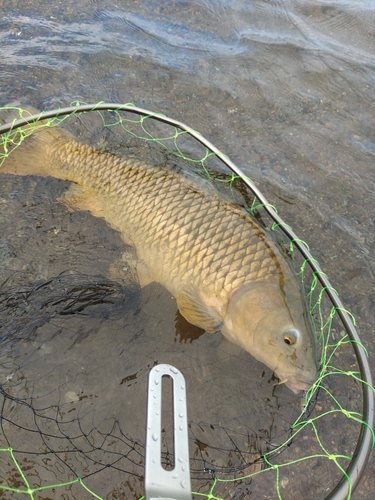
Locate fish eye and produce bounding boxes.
[283,328,299,345]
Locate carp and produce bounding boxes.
[0,110,318,393]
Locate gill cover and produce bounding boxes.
[222,282,318,393]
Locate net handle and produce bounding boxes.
[1,102,373,499]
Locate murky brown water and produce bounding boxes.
[0,1,375,499]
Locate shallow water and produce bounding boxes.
[0,0,375,498]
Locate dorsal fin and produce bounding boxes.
[177,284,223,333]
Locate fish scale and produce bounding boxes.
[106,161,278,293]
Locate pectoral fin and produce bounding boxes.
[177,284,223,333]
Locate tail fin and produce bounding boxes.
[0,106,73,177]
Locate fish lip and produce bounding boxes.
[278,374,318,394]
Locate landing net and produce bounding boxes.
[0,103,373,499]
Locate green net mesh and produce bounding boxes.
[0,103,373,499]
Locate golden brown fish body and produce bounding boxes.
[1,119,318,393]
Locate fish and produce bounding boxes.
[0,108,319,394]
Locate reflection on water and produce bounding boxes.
[0,0,375,498]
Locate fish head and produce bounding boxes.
[222,282,318,394]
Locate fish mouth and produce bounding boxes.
[276,374,317,394]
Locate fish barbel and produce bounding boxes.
[0,112,318,393]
